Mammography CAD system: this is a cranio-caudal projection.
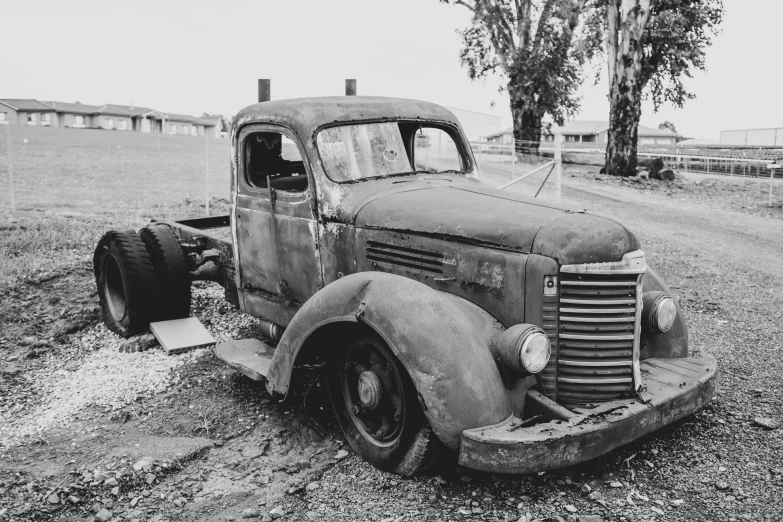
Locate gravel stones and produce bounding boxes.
[334,450,349,460]
[119,333,159,353]
[94,508,112,521]
[241,507,262,518]
[753,417,779,430]
[269,506,285,519]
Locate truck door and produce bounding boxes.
[234,125,322,326]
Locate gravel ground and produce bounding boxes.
[1,167,782,521]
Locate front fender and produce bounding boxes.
[265,271,512,449]
[641,268,689,359]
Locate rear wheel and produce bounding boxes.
[93,230,158,337]
[327,330,443,476]
[139,224,191,320]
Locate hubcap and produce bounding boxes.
[340,338,405,447]
[358,371,383,410]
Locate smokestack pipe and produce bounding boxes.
[345,79,357,96]
[258,79,271,103]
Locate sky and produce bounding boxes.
[1,0,779,140]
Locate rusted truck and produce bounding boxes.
[93,92,718,476]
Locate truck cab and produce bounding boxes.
[94,96,718,476]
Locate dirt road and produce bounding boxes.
[1,168,781,522]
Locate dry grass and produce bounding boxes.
[0,126,231,288]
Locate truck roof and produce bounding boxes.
[233,96,462,140]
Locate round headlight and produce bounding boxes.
[519,331,551,374]
[494,324,552,376]
[643,291,677,333]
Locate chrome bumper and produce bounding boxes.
[458,356,718,474]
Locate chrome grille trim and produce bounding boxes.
[556,250,646,405]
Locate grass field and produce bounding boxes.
[0,125,231,286]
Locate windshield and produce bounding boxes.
[316,121,468,182]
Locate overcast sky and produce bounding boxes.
[2,0,778,139]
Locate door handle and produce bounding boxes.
[433,276,455,283]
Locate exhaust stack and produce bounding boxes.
[258,79,270,102]
[345,79,357,96]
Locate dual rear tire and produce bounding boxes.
[93,224,191,338]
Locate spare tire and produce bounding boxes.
[94,230,159,337]
[139,224,191,320]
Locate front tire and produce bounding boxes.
[326,330,442,476]
[93,230,158,337]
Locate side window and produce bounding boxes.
[245,131,308,193]
[413,127,463,173]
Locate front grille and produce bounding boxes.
[556,271,643,405]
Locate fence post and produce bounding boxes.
[205,130,210,215]
[554,131,562,204]
[477,136,482,172]
[770,164,780,207]
[511,141,515,180]
[4,123,15,212]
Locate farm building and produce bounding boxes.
[0,98,225,137]
[444,107,502,142]
[485,120,680,145]
[720,127,783,146]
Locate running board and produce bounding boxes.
[214,338,275,381]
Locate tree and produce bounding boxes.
[658,120,677,133]
[442,0,604,146]
[605,0,722,176]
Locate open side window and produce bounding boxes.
[244,131,309,192]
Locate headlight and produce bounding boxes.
[494,324,551,375]
[643,291,677,333]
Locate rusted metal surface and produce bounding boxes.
[258,79,270,103]
[156,95,720,471]
[345,79,357,96]
[265,271,511,449]
[458,356,718,474]
[214,338,275,381]
[641,268,689,359]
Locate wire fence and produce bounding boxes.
[529,140,783,178]
[469,139,561,202]
[0,124,230,218]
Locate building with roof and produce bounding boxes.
[45,101,102,128]
[0,99,57,126]
[484,120,680,146]
[0,98,225,137]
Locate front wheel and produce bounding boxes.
[326,330,444,476]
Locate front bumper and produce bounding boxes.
[458,356,718,474]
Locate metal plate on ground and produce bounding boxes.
[149,317,216,355]
[214,338,275,381]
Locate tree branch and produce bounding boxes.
[455,0,475,11]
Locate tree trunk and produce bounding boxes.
[509,92,543,151]
[605,0,650,177]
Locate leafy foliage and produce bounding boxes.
[641,0,724,110]
[442,0,603,139]
[658,120,677,133]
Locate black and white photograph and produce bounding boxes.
[0,1,780,521]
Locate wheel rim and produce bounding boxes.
[340,337,406,448]
[103,255,126,322]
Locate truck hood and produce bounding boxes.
[351,182,640,265]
